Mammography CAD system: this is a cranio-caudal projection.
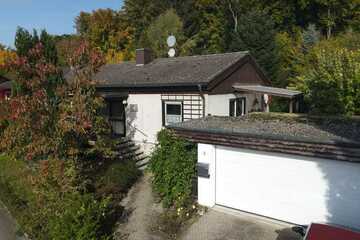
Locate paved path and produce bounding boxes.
[116,173,163,240]
[180,206,303,240]
[0,206,17,240]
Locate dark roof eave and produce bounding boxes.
[167,125,360,149]
[96,82,209,89]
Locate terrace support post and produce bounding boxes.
[289,99,294,113]
[265,103,270,113]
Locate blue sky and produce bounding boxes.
[0,0,123,48]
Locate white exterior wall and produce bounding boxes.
[197,143,216,207]
[124,92,261,152]
[206,93,262,116]
[198,145,360,228]
[126,94,163,153]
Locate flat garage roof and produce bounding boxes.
[168,113,360,162]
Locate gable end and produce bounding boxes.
[207,55,271,94]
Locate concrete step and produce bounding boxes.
[135,156,150,168]
[116,141,135,150]
[113,139,150,170]
[118,145,140,155]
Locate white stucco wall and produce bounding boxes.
[126,94,163,153]
[124,92,261,152]
[206,93,262,116]
[197,143,216,207]
[197,145,360,228]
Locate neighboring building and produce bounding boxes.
[0,76,11,100]
[168,113,360,229]
[89,49,302,153]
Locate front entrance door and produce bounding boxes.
[107,99,126,136]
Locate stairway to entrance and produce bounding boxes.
[115,138,150,170]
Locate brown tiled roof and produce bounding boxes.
[168,113,360,162]
[92,52,249,88]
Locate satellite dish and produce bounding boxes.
[167,35,176,47]
[168,48,176,58]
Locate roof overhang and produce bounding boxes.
[233,85,302,99]
[98,92,128,99]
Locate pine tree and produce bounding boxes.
[15,27,58,64]
[229,10,278,81]
[40,30,58,64]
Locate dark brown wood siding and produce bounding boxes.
[209,61,270,95]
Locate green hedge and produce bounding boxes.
[149,129,197,208]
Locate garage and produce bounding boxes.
[169,113,360,229]
[215,146,360,227]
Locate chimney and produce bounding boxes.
[136,48,153,65]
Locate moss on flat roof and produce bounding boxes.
[169,113,360,146]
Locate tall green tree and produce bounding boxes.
[181,0,226,55]
[312,0,360,39]
[123,0,167,46]
[15,27,38,57]
[40,30,58,64]
[229,10,278,81]
[15,27,58,64]
[295,35,360,115]
[144,9,184,57]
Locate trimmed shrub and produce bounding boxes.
[149,129,197,208]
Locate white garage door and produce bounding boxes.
[215,146,360,228]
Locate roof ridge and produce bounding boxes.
[156,51,249,61]
[103,51,249,66]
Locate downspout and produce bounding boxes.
[198,84,206,118]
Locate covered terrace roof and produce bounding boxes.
[233,85,303,99]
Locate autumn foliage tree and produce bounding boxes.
[0,41,115,185]
[75,9,135,63]
[0,42,120,239]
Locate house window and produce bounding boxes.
[229,98,246,117]
[163,101,183,126]
[108,100,125,136]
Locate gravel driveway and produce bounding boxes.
[180,206,303,240]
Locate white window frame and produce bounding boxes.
[164,101,183,126]
[230,97,246,117]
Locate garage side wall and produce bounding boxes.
[197,143,216,207]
